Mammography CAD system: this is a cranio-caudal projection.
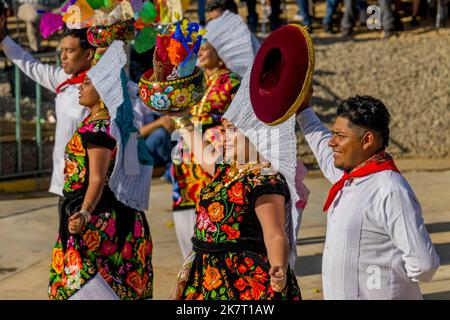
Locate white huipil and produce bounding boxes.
[297,108,440,300]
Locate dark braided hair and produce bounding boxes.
[337,95,391,148]
[206,0,238,14]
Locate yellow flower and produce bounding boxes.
[171,88,192,107]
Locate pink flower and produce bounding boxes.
[134,220,143,239]
[78,122,95,133]
[100,240,117,256]
[104,219,116,238]
[196,206,217,233]
[121,242,132,260]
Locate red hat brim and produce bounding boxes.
[250,24,314,125]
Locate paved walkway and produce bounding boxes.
[0,159,450,299]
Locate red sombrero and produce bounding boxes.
[250,24,314,125]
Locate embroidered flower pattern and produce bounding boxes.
[181,163,301,300]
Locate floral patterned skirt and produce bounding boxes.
[181,250,301,300]
[49,201,153,300]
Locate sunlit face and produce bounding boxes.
[197,41,222,70]
[329,116,376,171]
[60,36,93,75]
[78,76,100,109]
[222,119,258,163]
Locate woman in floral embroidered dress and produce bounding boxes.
[171,39,242,259]
[170,115,303,300]
[48,74,153,300]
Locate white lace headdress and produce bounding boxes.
[223,66,308,268]
[205,10,257,77]
[87,41,152,211]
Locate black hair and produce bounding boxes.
[206,0,238,14]
[60,28,95,51]
[337,95,391,148]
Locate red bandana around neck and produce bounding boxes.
[323,151,400,212]
[55,70,88,94]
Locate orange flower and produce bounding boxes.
[240,289,252,300]
[51,247,64,275]
[65,247,82,274]
[207,202,225,222]
[125,270,149,297]
[185,292,204,300]
[67,134,85,157]
[202,265,223,291]
[83,229,101,251]
[227,181,245,204]
[220,224,240,240]
[137,242,147,267]
[65,160,78,177]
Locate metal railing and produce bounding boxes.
[0,51,60,180]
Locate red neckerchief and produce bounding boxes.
[55,70,88,94]
[323,150,400,212]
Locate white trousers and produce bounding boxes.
[173,208,196,260]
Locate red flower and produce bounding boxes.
[253,266,268,283]
[65,247,82,274]
[220,224,240,240]
[225,257,233,268]
[243,257,254,268]
[245,276,266,299]
[238,264,247,274]
[100,240,117,256]
[234,277,248,292]
[227,182,244,205]
[240,289,252,300]
[121,242,132,260]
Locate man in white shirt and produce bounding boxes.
[296,92,440,299]
[1,17,94,204]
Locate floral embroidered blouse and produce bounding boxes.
[189,69,241,129]
[63,116,116,194]
[194,163,290,246]
[172,69,241,211]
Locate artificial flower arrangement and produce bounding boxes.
[138,19,206,113]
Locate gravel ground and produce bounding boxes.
[297,28,450,165]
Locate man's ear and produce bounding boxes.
[362,131,376,150]
[86,48,95,61]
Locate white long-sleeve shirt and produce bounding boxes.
[2,36,89,196]
[297,108,440,300]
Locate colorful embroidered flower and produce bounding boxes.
[207,202,225,223]
[100,240,117,256]
[137,242,147,266]
[65,247,82,274]
[220,224,240,240]
[98,265,113,284]
[65,159,78,177]
[227,181,245,204]
[83,229,101,251]
[121,242,132,260]
[134,220,142,239]
[150,92,170,111]
[202,265,222,291]
[51,247,64,275]
[104,218,116,238]
[125,270,149,297]
[67,134,85,157]
[171,88,191,107]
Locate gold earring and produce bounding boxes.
[100,100,105,109]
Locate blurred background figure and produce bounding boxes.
[16,0,61,52]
